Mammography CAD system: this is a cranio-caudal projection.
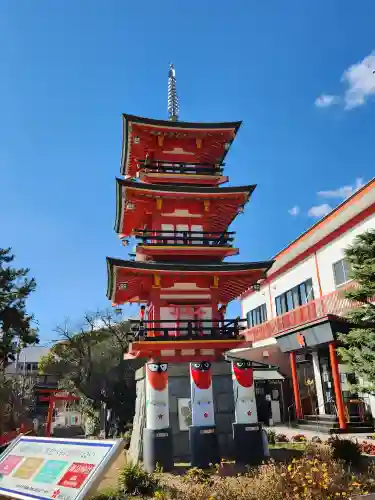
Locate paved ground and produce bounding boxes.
[265,424,374,442]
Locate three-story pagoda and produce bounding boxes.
[106,65,274,470]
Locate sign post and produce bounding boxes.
[0,435,124,500]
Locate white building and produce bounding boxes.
[240,177,375,432]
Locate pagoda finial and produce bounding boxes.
[168,63,179,121]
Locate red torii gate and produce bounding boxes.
[39,389,80,437]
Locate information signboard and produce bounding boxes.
[0,435,123,500]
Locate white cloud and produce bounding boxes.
[315,94,339,108]
[343,52,375,109]
[308,204,332,218]
[288,206,300,216]
[317,177,364,199]
[316,50,375,110]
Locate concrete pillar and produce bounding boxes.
[143,362,173,472]
[311,349,325,415]
[231,360,268,464]
[189,361,219,467]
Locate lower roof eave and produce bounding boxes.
[107,256,274,273]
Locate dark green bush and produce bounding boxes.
[328,436,362,466]
[118,461,160,496]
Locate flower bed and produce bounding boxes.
[361,441,375,455]
[292,433,307,442]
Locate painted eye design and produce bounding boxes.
[192,363,202,370]
[236,361,244,368]
[148,363,159,372]
[160,363,168,372]
[246,361,252,368]
[203,362,211,370]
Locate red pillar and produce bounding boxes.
[45,397,55,437]
[329,343,347,431]
[290,352,302,419]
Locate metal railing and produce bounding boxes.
[245,284,361,343]
[137,160,224,176]
[314,399,338,433]
[134,229,235,247]
[129,318,247,341]
[287,396,311,428]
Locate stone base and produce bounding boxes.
[143,427,173,473]
[232,422,266,465]
[189,425,220,468]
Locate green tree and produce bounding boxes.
[0,247,38,432]
[0,248,38,370]
[39,310,140,429]
[338,229,375,394]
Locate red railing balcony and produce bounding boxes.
[245,285,361,343]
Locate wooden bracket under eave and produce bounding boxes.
[152,274,161,288]
[204,200,210,212]
[156,198,163,210]
[196,138,202,149]
[157,135,164,147]
[211,276,219,289]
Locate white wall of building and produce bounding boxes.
[317,215,375,295]
[269,255,318,310]
[242,212,375,325]
[242,255,318,322]
[241,285,272,321]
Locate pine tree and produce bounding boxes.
[337,229,375,394]
[0,248,38,371]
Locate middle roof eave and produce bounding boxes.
[117,178,256,195]
[114,179,256,234]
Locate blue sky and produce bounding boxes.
[1,0,374,340]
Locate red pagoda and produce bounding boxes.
[106,65,273,470]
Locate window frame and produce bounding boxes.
[246,303,268,328]
[333,258,352,288]
[274,278,315,316]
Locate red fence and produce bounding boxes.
[0,424,32,447]
[244,285,360,343]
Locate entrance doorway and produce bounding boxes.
[318,348,336,414]
[296,354,317,417]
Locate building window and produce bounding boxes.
[275,278,314,316]
[246,303,268,328]
[333,258,351,287]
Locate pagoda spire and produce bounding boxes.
[168,63,179,121]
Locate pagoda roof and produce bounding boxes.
[120,113,242,178]
[107,257,274,305]
[115,179,255,235]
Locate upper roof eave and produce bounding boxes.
[122,113,242,132]
[120,113,242,176]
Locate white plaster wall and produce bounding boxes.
[160,307,176,329]
[241,286,272,321]
[270,255,318,307]
[252,337,277,348]
[241,210,374,333]
[317,214,375,294]
[242,255,318,322]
